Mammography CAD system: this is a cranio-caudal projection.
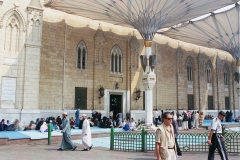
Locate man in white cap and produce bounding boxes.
[81,114,92,151]
[58,111,77,151]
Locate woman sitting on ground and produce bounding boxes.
[123,120,130,131]
[24,121,36,131]
[40,122,48,133]
[70,119,75,129]
[5,119,19,131]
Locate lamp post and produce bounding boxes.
[99,86,105,98]
[140,41,156,125]
[135,89,141,101]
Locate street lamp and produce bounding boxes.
[99,86,105,98]
[135,89,141,101]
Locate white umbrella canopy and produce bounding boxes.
[44,0,237,41]
[161,2,240,61]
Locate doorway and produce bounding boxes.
[110,94,122,121]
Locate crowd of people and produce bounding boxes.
[152,109,240,131]
[1,109,239,133]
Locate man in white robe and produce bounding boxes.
[81,114,92,151]
[58,112,77,151]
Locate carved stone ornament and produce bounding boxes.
[95,37,105,46]
[177,51,184,75]
[44,0,54,6]
[217,64,222,79]
[27,8,43,22]
[198,53,204,62]
[0,1,3,5]
[130,43,139,54]
[216,56,221,79]
[94,24,105,46]
[0,8,27,31]
[232,61,237,73]
[14,1,20,7]
[198,53,205,76]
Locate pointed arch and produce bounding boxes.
[28,19,41,43]
[76,40,87,69]
[4,15,20,53]
[110,45,123,74]
[1,9,27,55]
[185,56,195,82]
[206,60,213,83]
[223,64,229,85]
[0,8,26,31]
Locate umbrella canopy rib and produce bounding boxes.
[162,3,240,61]
[45,0,237,40]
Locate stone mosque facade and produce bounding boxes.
[0,0,238,122]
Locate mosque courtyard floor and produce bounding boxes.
[0,142,239,160]
[0,121,239,160]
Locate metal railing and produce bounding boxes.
[110,128,240,153]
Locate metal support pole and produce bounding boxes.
[48,125,52,145]
[110,127,114,150]
[141,128,146,152]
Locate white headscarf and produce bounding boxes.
[40,122,48,133]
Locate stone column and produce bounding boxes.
[142,41,156,125]
[22,2,43,109]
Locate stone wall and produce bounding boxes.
[0,0,238,123]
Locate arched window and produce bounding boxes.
[76,41,87,69]
[4,15,20,53]
[187,61,192,81]
[207,63,212,83]
[223,66,228,85]
[110,45,122,74]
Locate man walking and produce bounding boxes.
[109,110,114,120]
[171,112,182,156]
[155,112,176,160]
[116,112,123,127]
[75,108,80,127]
[207,111,228,160]
[58,112,77,151]
[153,109,159,127]
[82,114,92,151]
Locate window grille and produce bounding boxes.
[207,64,212,83]
[208,96,214,110]
[110,45,122,74]
[76,41,87,69]
[223,67,228,85]
[75,87,87,109]
[187,61,192,81]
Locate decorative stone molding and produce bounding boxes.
[177,48,184,75]
[186,56,195,70]
[232,61,237,73]
[0,1,3,5]
[95,37,105,46]
[198,53,205,76]
[130,43,139,54]
[44,0,54,6]
[29,0,43,9]
[94,24,106,63]
[95,24,105,45]
[130,33,139,55]
[130,34,140,70]
[0,8,26,31]
[27,8,43,23]
[25,43,42,48]
[216,57,222,79]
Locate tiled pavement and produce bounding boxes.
[0,142,239,160]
